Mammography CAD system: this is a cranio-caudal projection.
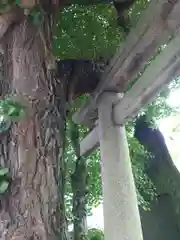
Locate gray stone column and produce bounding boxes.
[98,92,143,240]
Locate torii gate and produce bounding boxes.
[73,0,180,239]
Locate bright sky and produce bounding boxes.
[158,88,180,171]
[87,87,180,230]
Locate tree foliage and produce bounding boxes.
[59,0,179,228]
[53,0,149,59]
[53,4,122,60]
[88,228,104,240]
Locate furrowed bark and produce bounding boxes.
[0,13,68,240]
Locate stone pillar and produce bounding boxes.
[98,92,143,240]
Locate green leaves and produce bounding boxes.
[28,7,44,27]
[15,0,20,5]
[130,0,149,27]
[0,180,9,194]
[0,98,25,121]
[0,98,25,133]
[88,228,104,240]
[52,0,151,60]
[0,0,12,13]
[53,4,122,60]
[0,167,9,176]
[0,167,10,194]
[0,119,11,133]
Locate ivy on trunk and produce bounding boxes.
[71,158,88,240]
[0,8,68,239]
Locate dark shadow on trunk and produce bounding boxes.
[56,59,108,101]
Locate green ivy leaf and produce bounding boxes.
[0,119,11,133]
[0,167,9,176]
[0,180,9,194]
[1,99,25,121]
[0,4,11,13]
[33,11,43,26]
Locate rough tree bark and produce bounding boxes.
[0,7,68,240]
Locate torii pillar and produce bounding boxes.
[97,92,143,240]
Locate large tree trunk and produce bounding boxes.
[0,11,68,240]
[134,115,180,231]
[134,115,173,179]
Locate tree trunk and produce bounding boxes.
[0,14,68,240]
[134,115,173,179]
[134,115,180,231]
[71,158,88,240]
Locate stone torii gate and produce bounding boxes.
[73,0,180,239]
